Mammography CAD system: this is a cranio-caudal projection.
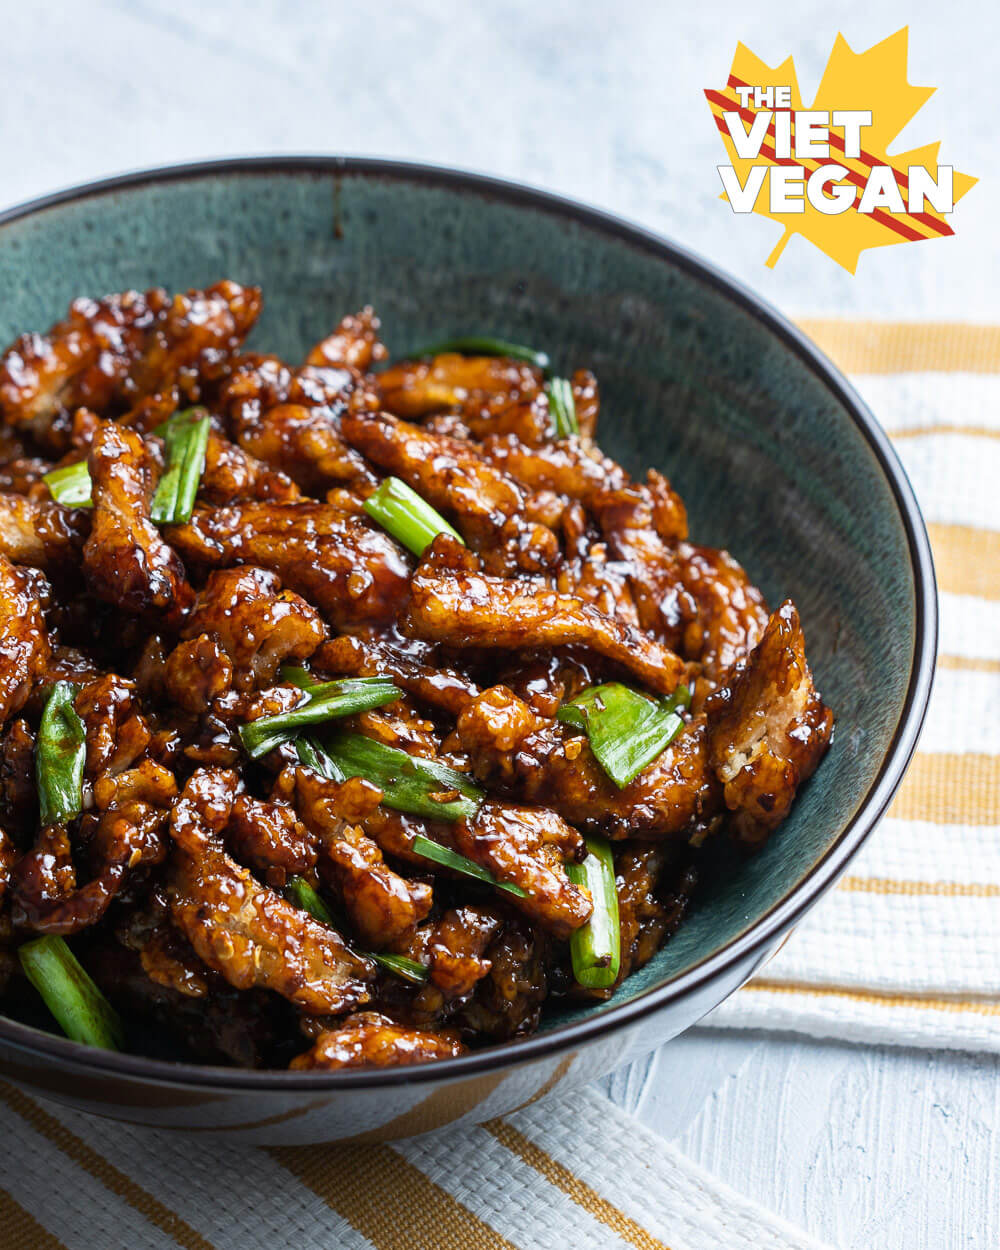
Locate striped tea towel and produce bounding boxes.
[706,320,1000,1052]
[0,1078,835,1250]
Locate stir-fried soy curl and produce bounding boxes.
[0,288,832,1068]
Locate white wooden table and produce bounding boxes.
[602,1033,999,1247]
[2,1,995,1244]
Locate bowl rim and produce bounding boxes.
[0,154,937,1091]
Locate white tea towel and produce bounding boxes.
[0,1078,835,1250]
[706,320,1000,1051]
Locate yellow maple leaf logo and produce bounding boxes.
[705,28,977,272]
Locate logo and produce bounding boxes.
[704,28,976,272]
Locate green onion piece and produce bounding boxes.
[281,666,390,707]
[303,724,490,950]
[546,377,579,438]
[291,676,371,703]
[44,411,211,522]
[565,836,621,989]
[322,731,482,822]
[18,936,124,1049]
[411,833,527,897]
[239,678,400,759]
[285,875,337,925]
[405,336,550,371]
[36,681,86,826]
[294,734,346,781]
[150,408,212,524]
[363,477,464,556]
[285,878,428,984]
[43,461,93,508]
[557,681,693,789]
[280,665,315,690]
[372,953,428,985]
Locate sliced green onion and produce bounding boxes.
[295,734,346,781]
[281,667,387,706]
[285,877,428,984]
[18,936,124,1049]
[557,682,693,789]
[546,377,579,438]
[322,731,482,822]
[363,476,464,556]
[239,678,400,759]
[405,336,550,371]
[36,681,86,826]
[372,953,428,985]
[285,875,337,925]
[280,665,315,690]
[150,408,212,524]
[287,676,373,703]
[43,461,93,508]
[44,411,210,522]
[411,833,527,897]
[565,837,621,989]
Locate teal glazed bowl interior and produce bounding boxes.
[0,159,935,1142]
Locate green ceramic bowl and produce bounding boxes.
[0,159,935,1142]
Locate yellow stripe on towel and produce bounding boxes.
[0,1188,68,1250]
[746,980,1000,1018]
[927,524,1000,600]
[0,1083,215,1250]
[839,876,1000,899]
[797,320,1000,374]
[889,754,1000,825]
[484,1119,672,1250]
[937,654,1000,675]
[272,1142,517,1250]
[888,424,1000,442]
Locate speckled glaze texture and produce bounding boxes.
[0,160,935,1141]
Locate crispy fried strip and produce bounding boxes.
[405,562,686,694]
[291,1012,464,1069]
[168,501,411,628]
[708,600,833,845]
[83,422,192,617]
[0,554,51,726]
[341,410,559,570]
[0,495,89,570]
[167,769,374,1013]
[0,283,259,451]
